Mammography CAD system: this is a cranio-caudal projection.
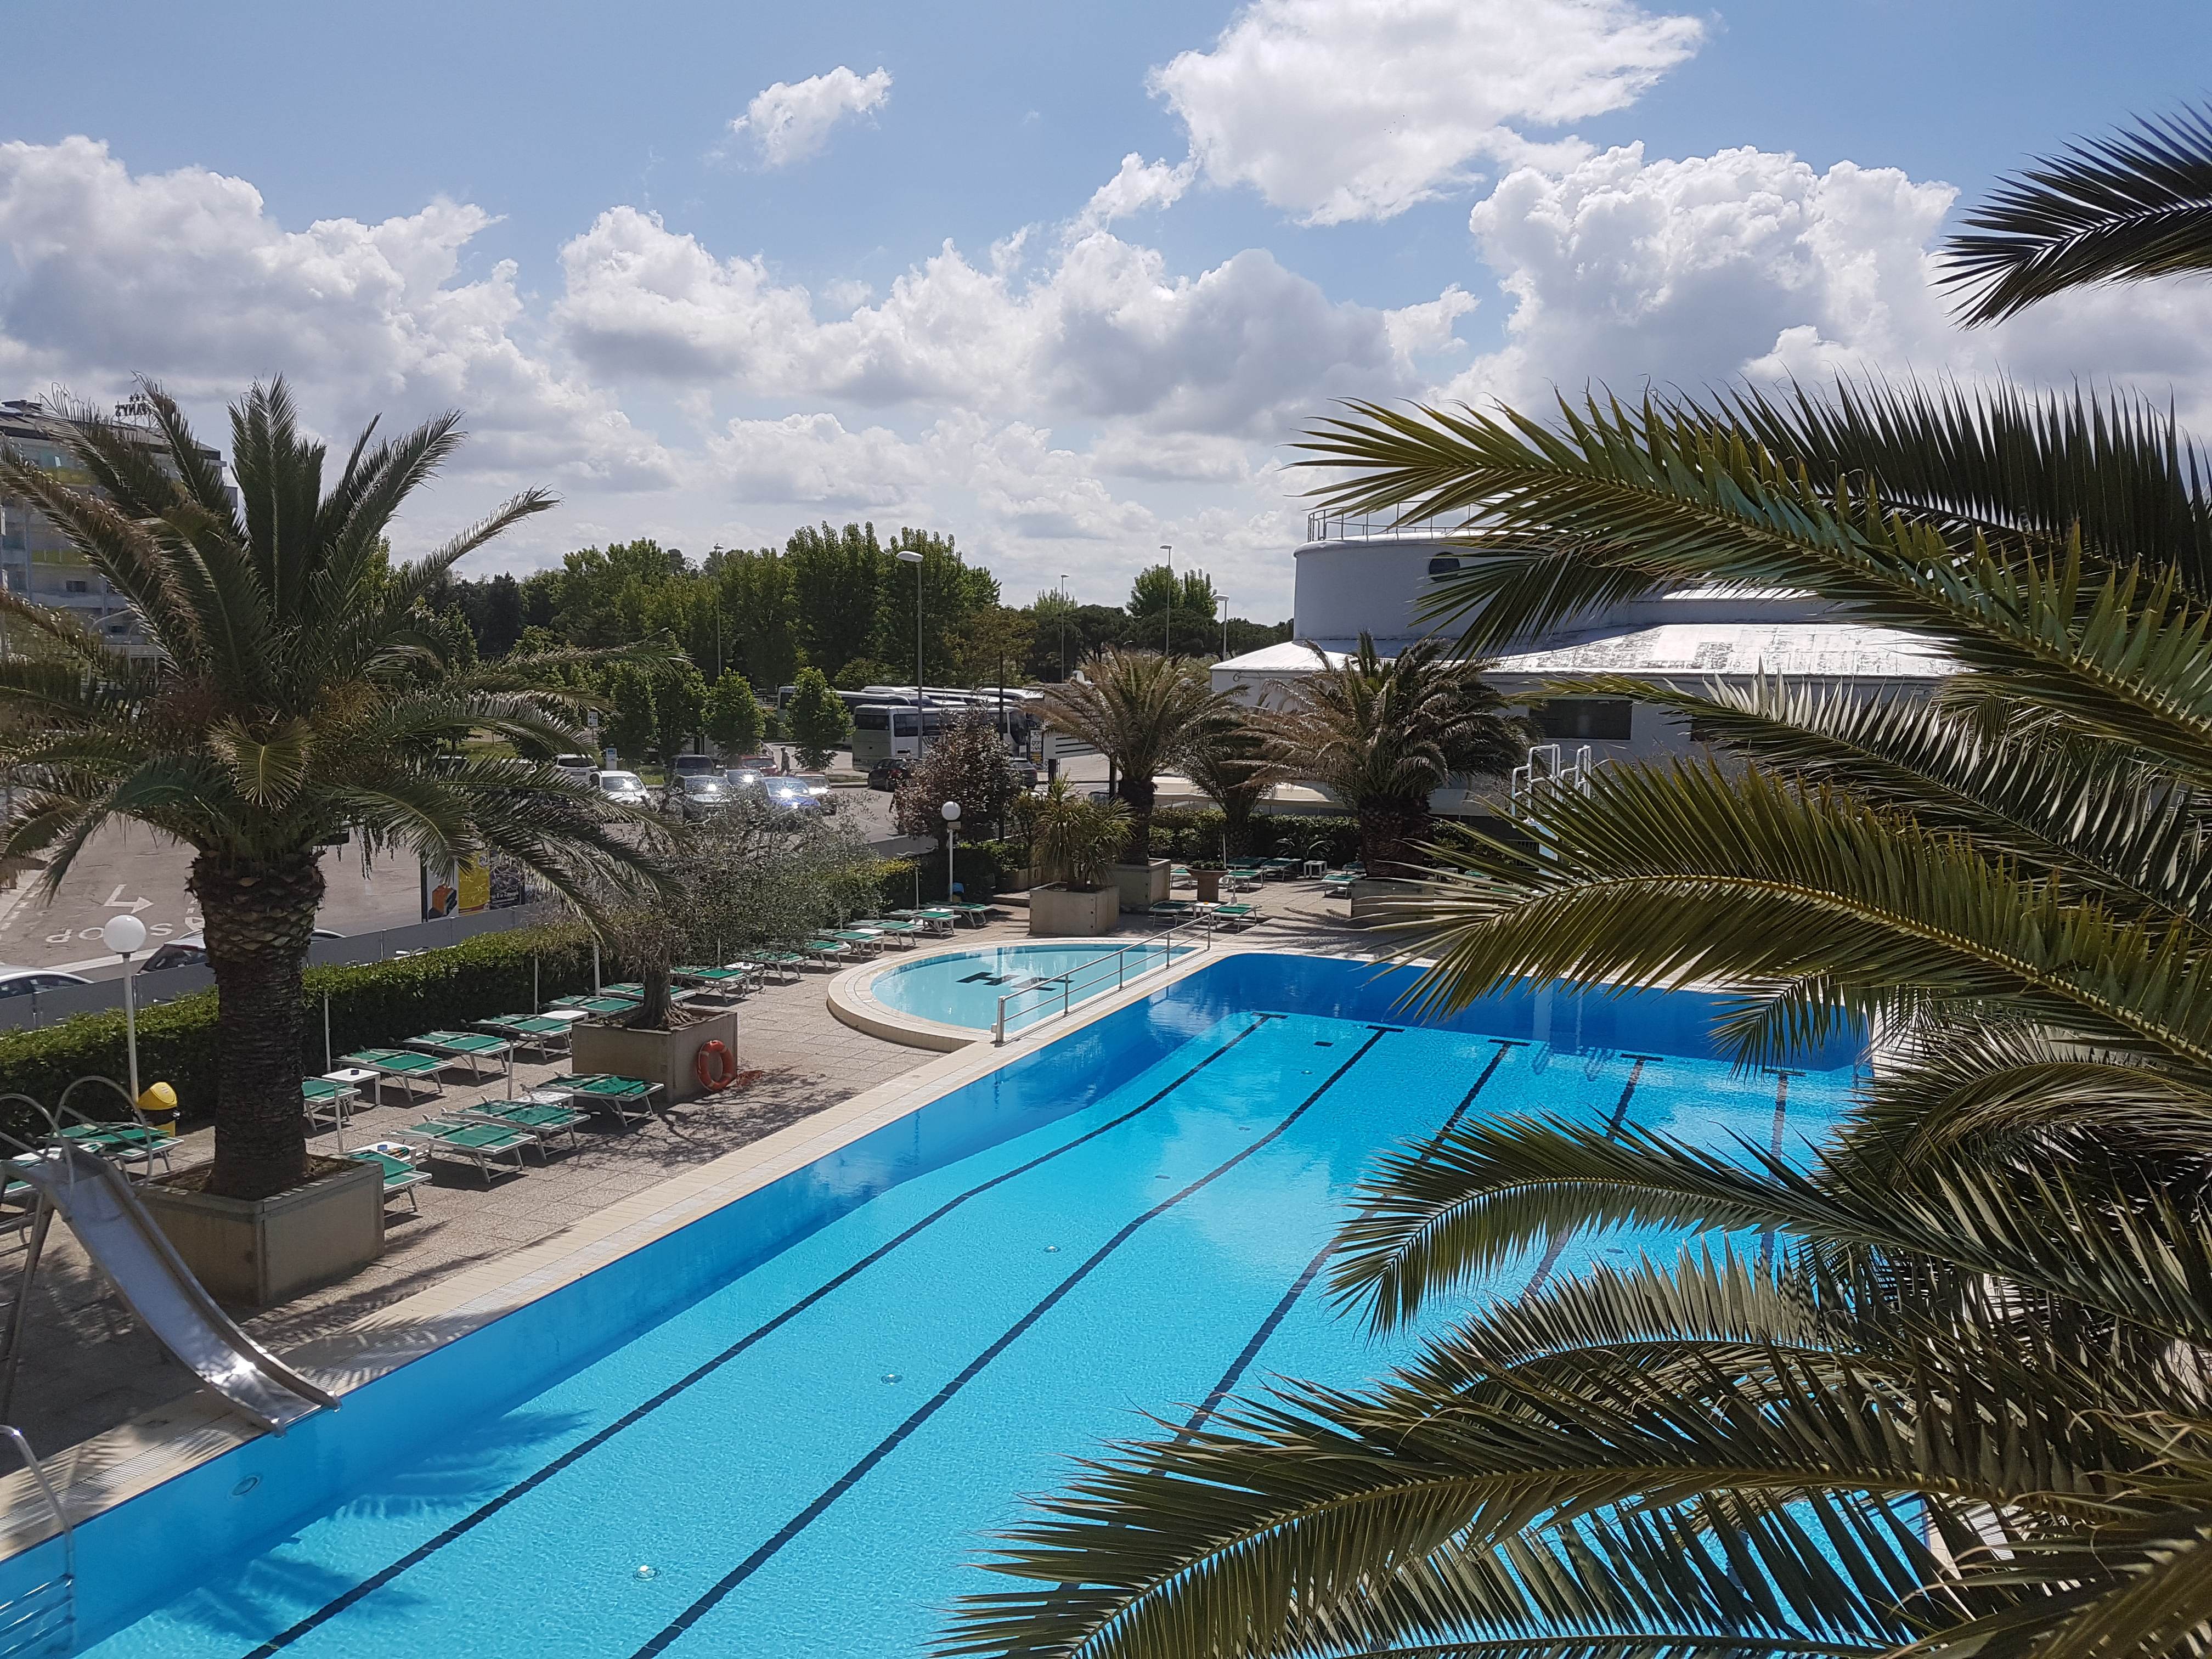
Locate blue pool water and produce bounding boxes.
[870,940,1185,1029]
[21,955,1862,1657]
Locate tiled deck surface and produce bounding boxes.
[6,876,1378,1459]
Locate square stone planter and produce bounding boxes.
[1193,868,1223,902]
[1348,877,1443,925]
[1028,884,1120,936]
[1111,859,1171,913]
[140,1156,382,1307]
[570,1007,741,1103]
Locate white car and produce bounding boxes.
[594,769,652,808]
[142,930,340,973]
[551,753,598,783]
[0,965,89,998]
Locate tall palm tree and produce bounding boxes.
[1039,647,1238,865]
[0,380,665,1200]
[1261,631,1530,874]
[1940,102,2212,324]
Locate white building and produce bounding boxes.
[1212,519,1951,821]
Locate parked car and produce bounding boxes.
[764,775,825,816]
[727,753,781,776]
[551,753,597,782]
[723,766,767,794]
[670,754,716,779]
[143,929,341,973]
[676,775,736,821]
[594,769,652,808]
[867,757,913,792]
[0,965,89,999]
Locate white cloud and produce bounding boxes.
[705,411,929,506]
[1079,154,1197,229]
[554,208,1468,438]
[726,66,892,169]
[0,137,674,489]
[1152,0,1703,225]
[1087,427,1255,483]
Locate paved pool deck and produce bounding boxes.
[4,875,1380,1463]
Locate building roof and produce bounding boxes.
[1216,619,1953,684]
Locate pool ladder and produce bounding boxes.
[0,1427,70,1657]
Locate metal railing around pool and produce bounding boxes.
[992,917,1211,1046]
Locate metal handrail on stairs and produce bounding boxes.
[0,1425,71,1658]
[992,916,1210,1045]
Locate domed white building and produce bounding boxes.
[1211,517,1951,820]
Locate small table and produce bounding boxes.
[535,1008,592,1025]
[1303,859,1327,878]
[321,1066,380,1113]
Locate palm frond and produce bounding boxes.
[1942,103,2212,324]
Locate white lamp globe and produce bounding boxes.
[104,913,148,956]
[941,800,962,822]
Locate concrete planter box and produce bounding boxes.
[570,1007,741,1103]
[1192,868,1223,902]
[1112,859,1172,913]
[1029,884,1120,937]
[1348,877,1444,924]
[140,1158,382,1308]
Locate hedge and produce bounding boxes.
[0,924,598,1141]
[883,843,1010,905]
[1144,808,1364,866]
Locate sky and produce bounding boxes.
[4,1,2210,618]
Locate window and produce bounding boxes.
[853,707,890,731]
[1427,556,1460,580]
[1532,698,1633,741]
[65,579,89,593]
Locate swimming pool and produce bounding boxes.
[10,953,1863,1657]
[868,940,1186,1030]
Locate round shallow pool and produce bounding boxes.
[871,941,1187,1031]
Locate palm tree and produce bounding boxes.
[1038,648,1238,865]
[1260,631,1530,874]
[1940,102,2212,324]
[941,114,2212,1656]
[0,381,665,1200]
[1179,716,1277,861]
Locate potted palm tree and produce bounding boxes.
[1023,780,1127,936]
[1259,633,1530,899]
[0,381,664,1301]
[1039,648,1237,912]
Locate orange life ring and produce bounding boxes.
[694,1040,737,1091]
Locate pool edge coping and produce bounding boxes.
[0,938,1339,1562]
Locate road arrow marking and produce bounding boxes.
[103,886,153,912]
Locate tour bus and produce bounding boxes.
[848,702,952,764]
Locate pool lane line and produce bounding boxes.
[236,1013,1284,1659]
[1174,1037,1529,1441]
[1520,1051,1663,1297]
[625,1024,1401,1659]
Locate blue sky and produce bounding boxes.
[5,1,2210,615]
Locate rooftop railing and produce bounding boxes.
[1305,509,1474,543]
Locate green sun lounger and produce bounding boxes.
[857,918,923,947]
[348,1142,432,1210]
[802,939,852,967]
[548,994,640,1017]
[1150,899,1198,917]
[676,964,759,997]
[402,1118,530,1183]
[453,1100,588,1154]
[340,1048,449,1104]
[530,1074,663,1128]
[405,1030,513,1083]
[55,1112,173,1177]
[474,1014,574,1054]
[301,1076,361,1131]
[949,902,996,926]
[1207,902,1261,929]
[817,930,881,953]
[741,951,805,982]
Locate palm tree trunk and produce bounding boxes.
[189,850,326,1200]
[1119,774,1156,865]
[1359,802,1429,877]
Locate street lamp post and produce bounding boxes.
[1058,573,1069,680]
[941,800,961,902]
[1158,544,1173,653]
[896,548,926,757]
[104,913,148,1105]
[1217,595,1229,660]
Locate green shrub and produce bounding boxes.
[0,924,599,1137]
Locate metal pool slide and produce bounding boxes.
[3,1148,337,1434]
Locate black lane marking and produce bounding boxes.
[627,1025,1399,1658]
[1757,1070,1800,1272]
[1176,1038,1528,1440]
[1521,1052,1661,1296]
[238,1014,1284,1659]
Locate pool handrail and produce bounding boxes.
[0,1425,71,1658]
[991,917,1210,1045]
